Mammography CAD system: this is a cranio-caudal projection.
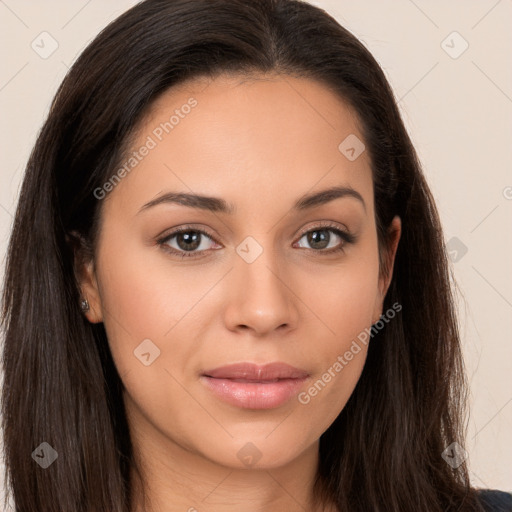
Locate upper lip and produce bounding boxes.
[202,362,309,380]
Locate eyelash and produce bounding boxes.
[156,222,356,259]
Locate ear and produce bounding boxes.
[372,215,401,324]
[67,231,103,324]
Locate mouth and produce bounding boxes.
[200,362,310,410]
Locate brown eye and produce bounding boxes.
[295,225,355,254]
[157,227,220,258]
[174,231,202,251]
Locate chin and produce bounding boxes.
[201,433,315,471]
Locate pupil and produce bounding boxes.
[177,231,201,251]
[308,229,329,249]
[175,230,331,252]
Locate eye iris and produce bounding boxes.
[307,229,330,249]
[177,231,201,251]
[169,228,340,253]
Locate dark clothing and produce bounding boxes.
[478,489,512,511]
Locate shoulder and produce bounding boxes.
[476,489,512,511]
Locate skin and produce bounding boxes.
[78,73,401,512]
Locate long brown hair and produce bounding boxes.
[1,0,485,510]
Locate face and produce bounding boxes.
[79,73,400,470]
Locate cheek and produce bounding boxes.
[298,248,379,420]
[312,244,380,348]
[295,286,374,441]
[94,231,206,377]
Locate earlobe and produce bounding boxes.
[79,260,103,324]
[67,231,103,324]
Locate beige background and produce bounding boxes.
[0,0,511,504]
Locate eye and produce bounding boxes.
[156,222,356,259]
[157,226,220,258]
[294,223,356,254]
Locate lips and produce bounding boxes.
[202,362,309,380]
[200,362,310,409]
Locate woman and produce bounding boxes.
[1,0,511,511]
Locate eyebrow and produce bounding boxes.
[137,185,366,215]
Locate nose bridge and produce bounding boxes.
[223,234,298,334]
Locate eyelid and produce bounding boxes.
[156,221,356,258]
[295,220,351,239]
[293,221,356,253]
[156,224,221,251]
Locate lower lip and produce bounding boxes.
[200,376,308,409]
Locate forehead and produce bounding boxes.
[104,72,373,219]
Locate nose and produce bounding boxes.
[222,246,300,337]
